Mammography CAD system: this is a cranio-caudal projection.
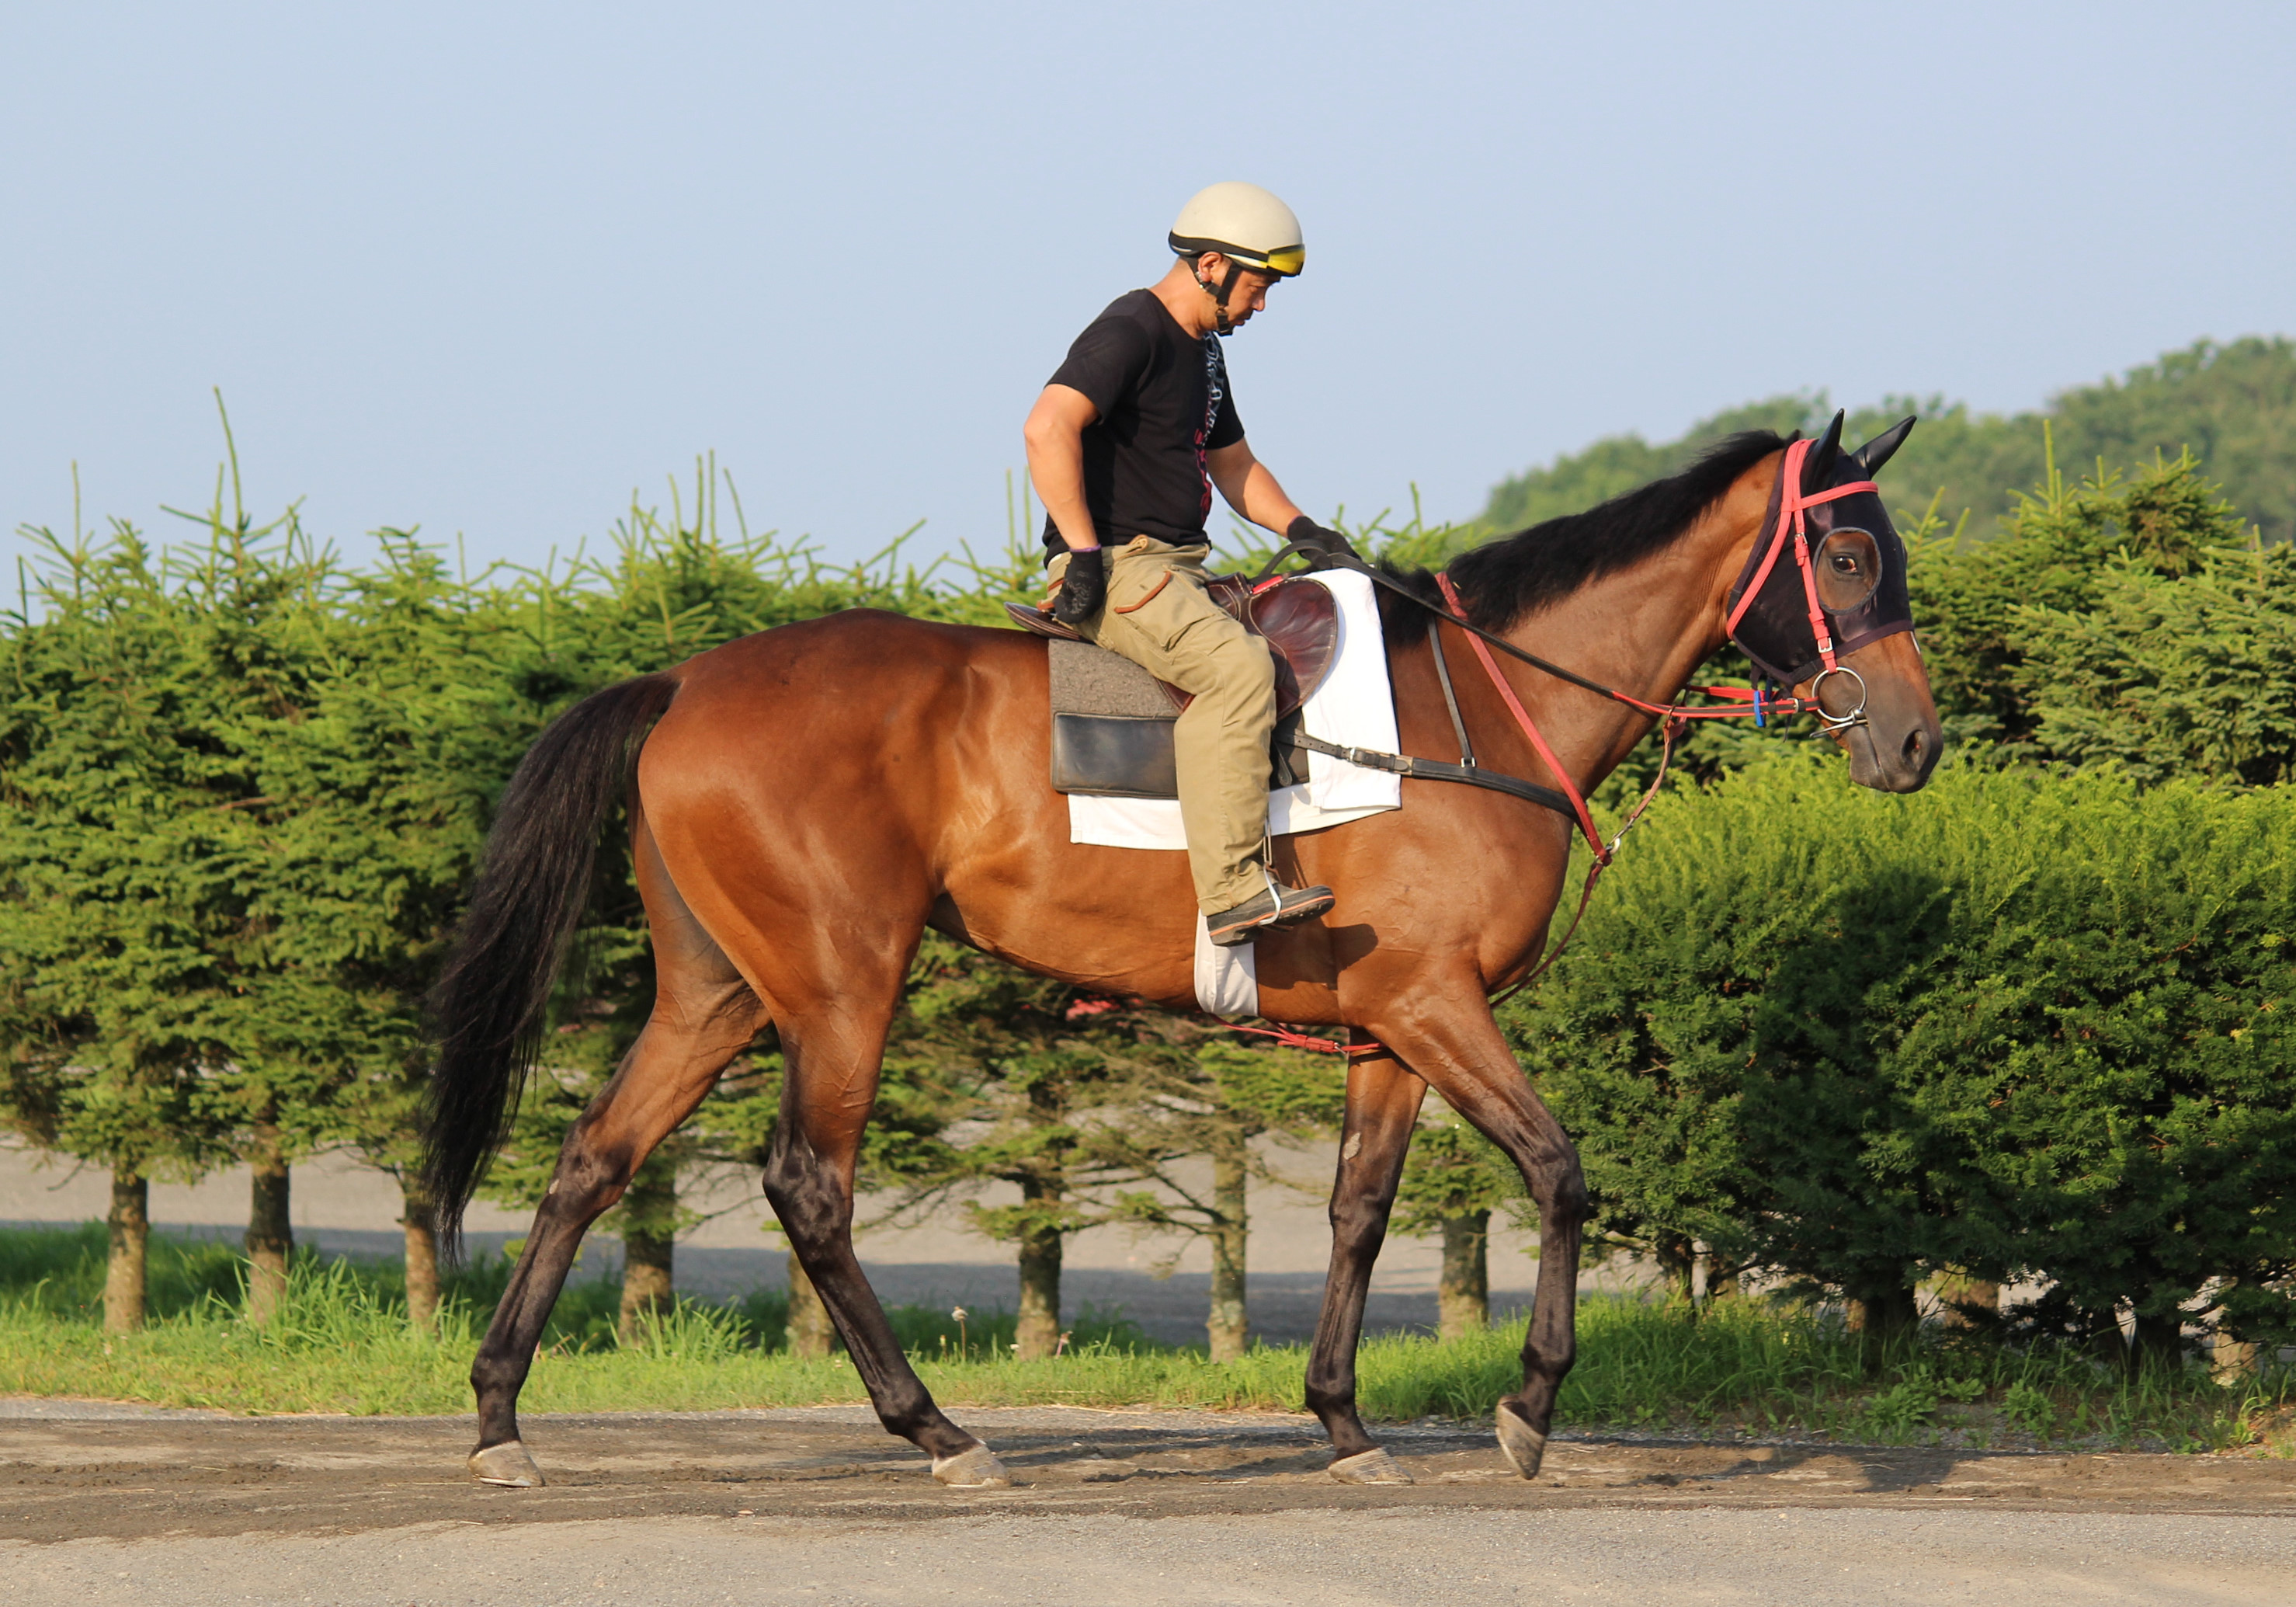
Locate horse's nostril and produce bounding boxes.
[1902,727,1927,770]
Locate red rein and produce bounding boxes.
[1224,443,1877,1051]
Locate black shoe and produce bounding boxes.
[1207,882,1336,947]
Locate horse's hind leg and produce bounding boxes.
[761,990,1007,1485]
[1369,995,1589,1480]
[1304,1048,1427,1484]
[467,824,765,1485]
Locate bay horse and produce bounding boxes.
[425,412,1941,1488]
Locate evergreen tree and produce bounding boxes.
[1097,1038,1346,1358]
[1919,442,2251,749]
[0,510,302,1325]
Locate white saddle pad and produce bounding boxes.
[1065,568,1402,1017]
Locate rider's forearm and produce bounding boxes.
[1024,419,1103,553]
[1229,461,1307,536]
[1207,443,1306,536]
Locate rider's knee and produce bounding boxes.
[1203,628,1275,693]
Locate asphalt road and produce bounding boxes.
[5,1404,2293,1605]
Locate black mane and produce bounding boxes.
[1377,430,1788,644]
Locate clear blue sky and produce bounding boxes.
[5,2,2291,575]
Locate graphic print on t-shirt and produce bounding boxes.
[1195,335,1227,523]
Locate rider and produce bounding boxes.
[1026,181,1354,948]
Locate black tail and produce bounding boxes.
[422,672,679,1258]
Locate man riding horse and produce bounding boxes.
[1025,181,1353,946]
[426,178,1944,1490]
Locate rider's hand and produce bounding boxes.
[1286,515,1359,565]
[1051,548,1106,626]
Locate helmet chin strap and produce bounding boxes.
[1198,259,1245,336]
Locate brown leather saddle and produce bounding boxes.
[1006,575,1342,800]
[1005,573,1340,716]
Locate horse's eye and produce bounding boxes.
[1831,554,1860,574]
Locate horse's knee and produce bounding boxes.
[1328,1188,1394,1252]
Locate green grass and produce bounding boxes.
[3,1224,2290,1452]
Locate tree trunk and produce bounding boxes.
[1845,1282,1919,1372]
[104,1170,148,1334]
[1438,1210,1490,1340]
[785,1249,835,1359]
[1653,1233,1695,1304]
[1934,1269,1999,1327]
[400,1177,439,1334]
[244,1123,293,1327]
[1205,1131,1249,1361]
[615,1153,676,1344]
[1016,1176,1065,1361]
[1702,1250,1739,1303]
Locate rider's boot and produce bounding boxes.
[1207,876,1335,947]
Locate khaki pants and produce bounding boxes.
[1050,536,1277,914]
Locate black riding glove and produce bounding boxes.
[1285,515,1360,566]
[1052,548,1106,626]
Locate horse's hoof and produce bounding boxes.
[468,1440,545,1487]
[931,1443,1013,1489]
[1495,1404,1547,1480]
[1329,1446,1414,1485]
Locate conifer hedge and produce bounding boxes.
[1509,758,2296,1351]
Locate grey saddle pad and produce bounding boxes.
[1047,639,1303,800]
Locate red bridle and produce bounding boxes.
[1725,436,1879,680]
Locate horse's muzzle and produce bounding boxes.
[1828,637,1942,794]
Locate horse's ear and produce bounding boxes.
[1801,409,1845,491]
[1849,415,1917,478]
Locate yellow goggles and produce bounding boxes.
[1256,245,1306,277]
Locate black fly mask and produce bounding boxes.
[1725,411,1918,693]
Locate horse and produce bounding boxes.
[423,410,1942,1489]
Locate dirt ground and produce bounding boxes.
[7,1400,2294,1537]
[6,1404,2294,1604]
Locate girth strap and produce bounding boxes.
[1289,731,1576,821]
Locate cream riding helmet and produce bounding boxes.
[1169,182,1304,335]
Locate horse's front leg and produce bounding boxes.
[1304,1047,1427,1484]
[1367,993,1588,1480]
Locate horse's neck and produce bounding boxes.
[1496,520,1747,796]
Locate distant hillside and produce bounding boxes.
[1477,336,2296,545]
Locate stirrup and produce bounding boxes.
[1207,879,1335,947]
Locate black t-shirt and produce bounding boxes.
[1040,289,1245,561]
